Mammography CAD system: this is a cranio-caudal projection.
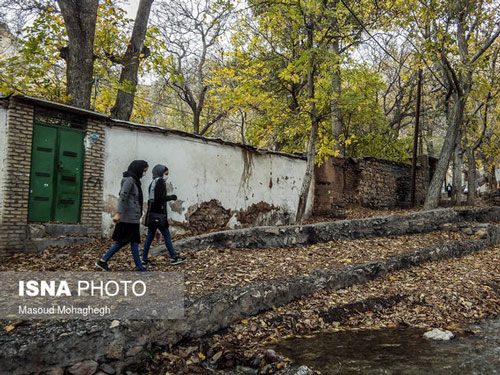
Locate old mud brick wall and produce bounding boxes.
[0,97,105,256]
[314,157,428,214]
[103,124,312,235]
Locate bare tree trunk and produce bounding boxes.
[296,116,319,223]
[239,109,247,145]
[296,25,318,224]
[466,148,477,205]
[57,0,99,109]
[451,140,463,205]
[424,97,465,209]
[111,0,154,120]
[330,21,343,155]
[193,109,201,134]
[465,97,489,205]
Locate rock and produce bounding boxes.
[67,360,98,375]
[291,365,314,375]
[42,368,64,375]
[125,345,143,357]
[462,227,474,235]
[233,366,258,375]
[99,363,116,374]
[264,349,278,363]
[423,328,454,341]
[106,341,124,360]
[109,320,120,329]
[29,224,46,238]
[476,228,489,238]
[277,365,314,375]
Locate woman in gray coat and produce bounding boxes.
[96,160,149,272]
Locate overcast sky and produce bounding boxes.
[124,0,140,19]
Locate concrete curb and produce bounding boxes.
[1,223,499,374]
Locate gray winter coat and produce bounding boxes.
[116,176,142,224]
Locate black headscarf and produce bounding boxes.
[152,164,168,178]
[123,160,149,213]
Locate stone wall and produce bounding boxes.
[153,207,500,254]
[314,156,429,215]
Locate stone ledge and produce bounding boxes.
[153,207,500,255]
[1,223,499,374]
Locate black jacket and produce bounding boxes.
[148,178,176,215]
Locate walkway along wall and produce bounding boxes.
[0,95,313,256]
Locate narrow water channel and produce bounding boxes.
[274,318,500,374]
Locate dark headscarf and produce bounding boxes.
[123,160,148,213]
[152,164,168,178]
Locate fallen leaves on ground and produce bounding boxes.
[0,229,477,296]
[144,233,498,374]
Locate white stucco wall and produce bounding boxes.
[0,103,7,223]
[102,125,314,235]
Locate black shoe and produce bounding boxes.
[142,259,149,267]
[95,259,110,272]
[170,256,186,265]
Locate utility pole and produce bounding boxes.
[411,68,423,207]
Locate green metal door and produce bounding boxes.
[28,124,84,223]
[54,128,84,223]
[28,125,57,222]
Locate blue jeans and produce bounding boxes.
[143,225,178,262]
[102,241,146,271]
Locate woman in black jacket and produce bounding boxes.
[142,164,186,265]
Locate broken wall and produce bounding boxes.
[102,124,314,235]
[314,156,428,214]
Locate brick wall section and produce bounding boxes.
[0,99,34,256]
[0,99,106,256]
[314,156,428,214]
[80,118,106,236]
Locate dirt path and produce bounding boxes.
[1,229,478,296]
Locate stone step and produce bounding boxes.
[31,237,94,252]
[43,224,89,237]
